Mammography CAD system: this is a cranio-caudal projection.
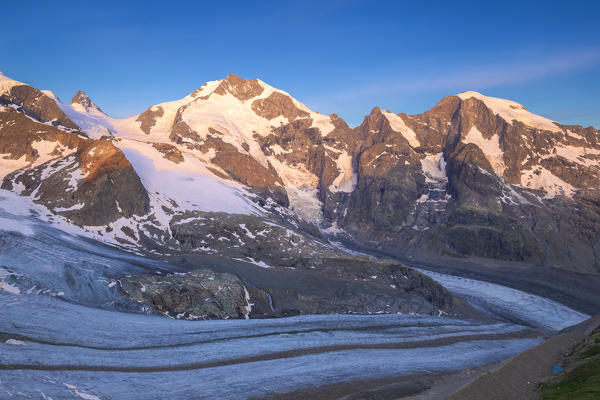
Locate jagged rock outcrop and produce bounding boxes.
[71,90,104,114]
[120,269,270,319]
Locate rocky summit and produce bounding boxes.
[1,71,599,320]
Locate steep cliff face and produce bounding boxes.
[329,93,600,273]
[0,106,84,175]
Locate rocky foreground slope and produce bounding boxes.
[1,70,599,317]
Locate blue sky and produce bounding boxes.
[2,0,599,128]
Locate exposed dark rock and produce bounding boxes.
[152,142,184,163]
[0,84,81,132]
[136,106,164,135]
[167,211,340,265]
[2,138,150,226]
[212,73,264,101]
[120,269,269,319]
[251,91,309,121]
[119,257,471,319]
[0,107,85,164]
[71,90,104,114]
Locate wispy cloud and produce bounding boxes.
[307,48,600,107]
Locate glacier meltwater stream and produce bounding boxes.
[0,191,589,400]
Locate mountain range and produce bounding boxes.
[1,70,599,318]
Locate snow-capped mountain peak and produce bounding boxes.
[130,74,337,150]
[456,90,561,132]
[71,90,104,114]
